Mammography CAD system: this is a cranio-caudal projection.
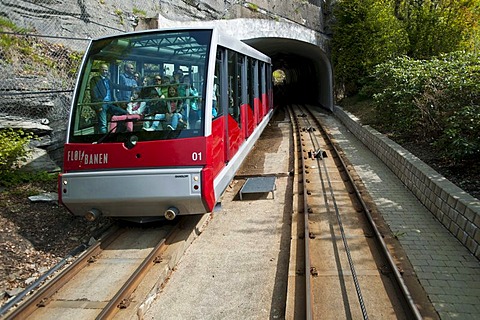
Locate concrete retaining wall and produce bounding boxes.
[334,106,480,260]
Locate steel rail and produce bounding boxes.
[306,106,423,320]
[287,105,313,319]
[95,218,183,319]
[5,226,122,320]
[297,105,369,320]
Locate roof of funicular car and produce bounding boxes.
[90,26,271,64]
[213,28,271,63]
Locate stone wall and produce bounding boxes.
[2,0,327,43]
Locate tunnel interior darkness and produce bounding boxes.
[244,37,333,110]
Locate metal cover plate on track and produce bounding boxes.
[239,176,276,200]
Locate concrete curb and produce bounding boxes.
[334,106,480,260]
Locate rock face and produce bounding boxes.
[2,0,327,41]
[0,0,329,169]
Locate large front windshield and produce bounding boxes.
[69,30,211,143]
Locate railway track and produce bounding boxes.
[3,215,209,320]
[286,105,422,319]
[2,105,430,319]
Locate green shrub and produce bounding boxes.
[332,0,480,97]
[364,56,427,135]
[0,129,35,186]
[2,170,58,189]
[132,8,147,17]
[363,51,480,161]
[0,17,82,78]
[435,105,480,162]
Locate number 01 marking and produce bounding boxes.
[192,152,202,161]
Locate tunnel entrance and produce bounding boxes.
[148,17,333,110]
[244,37,333,110]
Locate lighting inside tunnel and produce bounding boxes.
[246,37,333,110]
[273,69,286,85]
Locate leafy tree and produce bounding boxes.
[332,0,480,96]
[393,0,480,58]
[367,51,480,161]
[332,0,408,96]
[437,105,480,161]
[334,1,480,164]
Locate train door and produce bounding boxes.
[246,57,257,137]
[259,62,267,118]
[251,59,261,125]
[222,49,243,161]
[239,55,249,139]
[266,64,273,111]
[211,49,226,175]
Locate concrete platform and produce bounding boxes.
[143,114,292,319]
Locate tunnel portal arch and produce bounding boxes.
[157,17,333,110]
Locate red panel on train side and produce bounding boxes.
[63,136,207,172]
[261,93,268,118]
[210,116,226,177]
[226,114,242,161]
[266,90,273,111]
[254,97,261,125]
[246,105,255,137]
[201,165,215,211]
[240,103,248,139]
[201,133,216,212]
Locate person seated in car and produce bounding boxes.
[127,90,148,115]
[145,85,185,131]
[179,75,199,128]
[109,89,148,132]
[117,63,137,102]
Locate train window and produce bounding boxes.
[247,58,256,112]
[214,51,223,118]
[69,30,212,143]
[266,64,273,110]
[227,50,241,125]
[259,62,267,113]
[258,62,263,110]
[240,55,248,108]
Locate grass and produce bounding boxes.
[1,170,58,189]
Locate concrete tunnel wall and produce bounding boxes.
[157,16,333,110]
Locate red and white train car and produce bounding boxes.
[59,27,274,221]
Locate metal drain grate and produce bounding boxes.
[239,176,276,200]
